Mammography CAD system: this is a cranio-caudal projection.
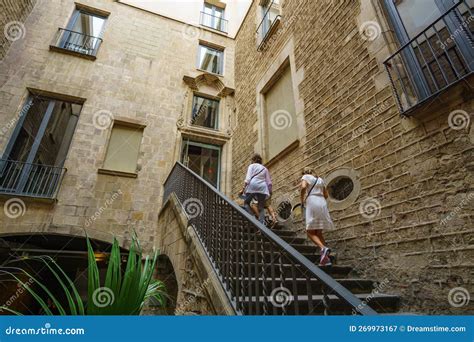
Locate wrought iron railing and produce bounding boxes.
[256,0,281,51]
[384,0,474,114]
[163,162,376,315]
[0,159,66,199]
[51,28,103,57]
[200,12,228,33]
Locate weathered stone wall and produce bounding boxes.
[0,0,235,252]
[0,0,37,60]
[157,194,235,315]
[232,0,473,314]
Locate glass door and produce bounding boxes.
[1,96,81,196]
[181,140,221,189]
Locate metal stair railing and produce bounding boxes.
[163,162,377,315]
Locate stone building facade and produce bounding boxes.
[231,0,473,313]
[0,0,472,315]
[0,0,243,249]
[0,0,248,314]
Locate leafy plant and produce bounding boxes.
[0,235,166,315]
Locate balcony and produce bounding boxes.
[0,159,66,200]
[200,11,228,33]
[50,28,103,60]
[384,0,474,115]
[256,0,281,51]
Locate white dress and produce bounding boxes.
[302,175,334,230]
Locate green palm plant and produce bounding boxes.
[0,235,166,315]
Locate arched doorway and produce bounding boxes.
[0,233,126,315]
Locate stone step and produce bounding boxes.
[238,293,401,315]
[224,262,354,278]
[230,277,376,294]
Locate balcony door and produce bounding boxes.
[0,96,81,197]
[59,9,107,55]
[384,0,474,103]
[181,140,221,189]
[202,3,225,31]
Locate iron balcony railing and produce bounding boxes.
[256,0,281,51]
[200,11,228,33]
[0,159,66,199]
[163,162,377,315]
[384,0,474,115]
[51,28,103,57]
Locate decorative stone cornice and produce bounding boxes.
[183,73,234,97]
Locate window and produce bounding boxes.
[53,6,108,58]
[201,3,228,33]
[198,44,224,75]
[264,65,298,160]
[191,95,219,129]
[383,0,474,113]
[327,177,354,201]
[0,94,82,198]
[257,0,281,46]
[101,123,144,175]
[181,140,220,188]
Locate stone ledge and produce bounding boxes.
[158,193,236,315]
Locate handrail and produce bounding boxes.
[0,159,67,199]
[256,0,278,36]
[200,11,228,33]
[56,27,103,41]
[163,162,377,315]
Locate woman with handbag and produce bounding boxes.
[239,153,272,224]
[300,168,334,266]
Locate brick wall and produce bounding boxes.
[232,0,473,314]
[0,0,37,60]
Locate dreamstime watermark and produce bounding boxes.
[448,287,470,308]
[437,15,474,50]
[269,286,293,308]
[352,278,390,315]
[359,21,381,41]
[359,197,382,220]
[352,99,391,139]
[5,323,85,336]
[1,100,33,136]
[440,192,473,226]
[4,21,26,42]
[181,24,204,41]
[92,109,114,130]
[92,287,115,308]
[448,110,471,131]
[270,110,293,130]
[175,278,211,314]
[182,198,204,219]
[1,277,34,309]
[4,198,27,219]
[85,190,123,227]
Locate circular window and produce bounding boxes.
[277,201,292,220]
[327,176,354,201]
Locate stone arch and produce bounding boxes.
[0,232,123,315]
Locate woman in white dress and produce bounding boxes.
[300,168,334,266]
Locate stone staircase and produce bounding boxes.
[245,222,402,314]
[164,162,402,315]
